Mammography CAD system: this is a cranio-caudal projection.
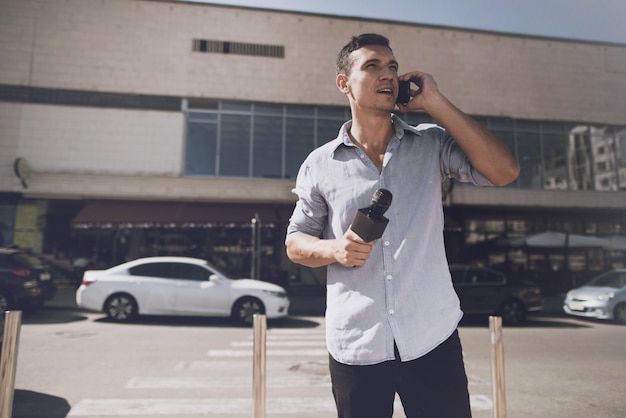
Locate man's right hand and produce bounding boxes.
[332,229,375,267]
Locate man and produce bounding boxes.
[286,33,519,418]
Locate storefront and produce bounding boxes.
[40,200,296,286]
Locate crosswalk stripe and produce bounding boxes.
[208,348,328,357]
[175,360,323,370]
[67,326,492,417]
[231,340,326,347]
[68,395,490,416]
[126,375,331,389]
[470,394,493,411]
[248,334,325,340]
[68,397,336,416]
[267,329,325,334]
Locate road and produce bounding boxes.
[7,303,626,417]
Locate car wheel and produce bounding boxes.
[500,299,526,325]
[232,297,265,325]
[613,303,626,325]
[0,291,12,312]
[104,293,138,322]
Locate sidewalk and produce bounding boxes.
[45,285,564,316]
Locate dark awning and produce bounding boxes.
[71,201,294,229]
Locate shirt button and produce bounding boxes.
[389,309,395,315]
[384,241,390,246]
[386,275,393,280]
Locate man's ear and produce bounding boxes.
[336,74,350,94]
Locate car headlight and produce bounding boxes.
[596,292,614,301]
[23,279,39,288]
[262,289,286,298]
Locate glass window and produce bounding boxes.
[516,119,540,132]
[286,117,315,178]
[469,269,505,285]
[543,132,568,190]
[255,103,282,115]
[129,262,173,278]
[516,132,542,188]
[253,115,283,178]
[317,118,345,146]
[317,107,348,119]
[174,263,211,281]
[182,102,624,187]
[489,118,514,131]
[222,102,251,112]
[185,120,217,175]
[220,114,251,176]
[542,121,567,132]
[286,105,314,117]
[616,127,626,189]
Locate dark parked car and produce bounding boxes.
[450,265,543,325]
[0,248,56,311]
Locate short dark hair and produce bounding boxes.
[336,33,392,75]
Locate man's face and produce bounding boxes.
[342,44,400,113]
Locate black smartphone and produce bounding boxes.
[396,80,411,104]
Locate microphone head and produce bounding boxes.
[369,188,392,217]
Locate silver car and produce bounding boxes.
[563,269,626,324]
[76,256,290,324]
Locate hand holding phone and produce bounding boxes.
[396,78,421,105]
[396,80,411,104]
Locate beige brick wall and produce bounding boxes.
[1,0,624,124]
[0,0,625,205]
[14,104,184,175]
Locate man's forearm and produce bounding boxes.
[286,232,338,268]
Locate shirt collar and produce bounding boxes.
[329,114,422,156]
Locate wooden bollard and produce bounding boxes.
[489,316,507,418]
[253,314,267,418]
[0,310,22,418]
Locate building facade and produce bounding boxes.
[1,0,625,292]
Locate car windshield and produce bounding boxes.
[586,271,626,288]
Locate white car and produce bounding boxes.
[76,256,290,324]
[563,269,626,325]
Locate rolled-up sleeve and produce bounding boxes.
[285,159,328,243]
[439,129,494,187]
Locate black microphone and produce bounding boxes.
[350,188,393,242]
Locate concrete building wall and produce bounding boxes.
[1,0,624,122]
[0,0,625,207]
[14,104,183,175]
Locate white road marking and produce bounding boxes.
[175,359,320,370]
[231,340,326,347]
[68,327,491,417]
[266,329,325,334]
[208,348,328,357]
[125,375,331,389]
[69,395,490,416]
[258,334,326,340]
[68,397,335,416]
[470,394,493,410]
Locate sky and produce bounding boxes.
[184,0,625,44]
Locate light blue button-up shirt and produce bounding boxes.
[286,114,494,365]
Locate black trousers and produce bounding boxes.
[328,330,472,418]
